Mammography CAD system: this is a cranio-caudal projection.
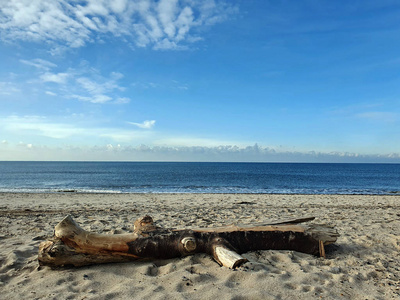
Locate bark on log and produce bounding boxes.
[38,215,339,269]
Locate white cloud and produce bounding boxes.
[40,72,70,84]
[17,142,31,148]
[128,120,156,129]
[76,77,103,94]
[2,115,82,139]
[76,76,122,95]
[109,0,127,15]
[157,0,179,38]
[19,58,57,70]
[18,59,130,104]
[0,114,153,142]
[89,94,112,104]
[70,94,115,104]
[73,72,127,103]
[0,0,237,50]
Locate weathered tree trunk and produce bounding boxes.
[38,215,339,269]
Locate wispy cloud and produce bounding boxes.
[355,111,398,122]
[128,120,156,129]
[115,97,130,104]
[0,81,20,95]
[0,114,153,142]
[131,79,189,90]
[131,81,160,89]
[1,115,81,139]
[45,91,57,96]
[330,102,399,123]
[73,72,128,103]
[171,80,189,90]
[0,0,237,51]
[18,58,130,104]
[19,58,57,70]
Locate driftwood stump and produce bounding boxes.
[38,216,339,269]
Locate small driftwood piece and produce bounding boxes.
[38,216,339,269]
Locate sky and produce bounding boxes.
[0,0,399,162]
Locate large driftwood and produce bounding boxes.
[38,215,339,269]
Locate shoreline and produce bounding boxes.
[1,191,400,195]
[1,193,399,299]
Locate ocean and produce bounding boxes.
[0,161,399,195]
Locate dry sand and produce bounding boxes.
[0,193,399,299]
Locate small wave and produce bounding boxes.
[387,190,400,194]
[0,186,397,195]
[0,188,122,194]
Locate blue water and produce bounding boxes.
[0,161,399,194]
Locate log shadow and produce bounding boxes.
[324,242,369,259]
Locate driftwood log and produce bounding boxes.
[38,215,339,269]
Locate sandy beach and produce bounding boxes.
[0,193,399,299]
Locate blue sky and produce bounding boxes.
[0,0,399,162]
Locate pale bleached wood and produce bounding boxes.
[214,246,248,269]
[54,215,139,254]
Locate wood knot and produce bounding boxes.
[181,237,197,252]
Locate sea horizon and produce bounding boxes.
[1,161,399,195]
[1,160,400,165]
